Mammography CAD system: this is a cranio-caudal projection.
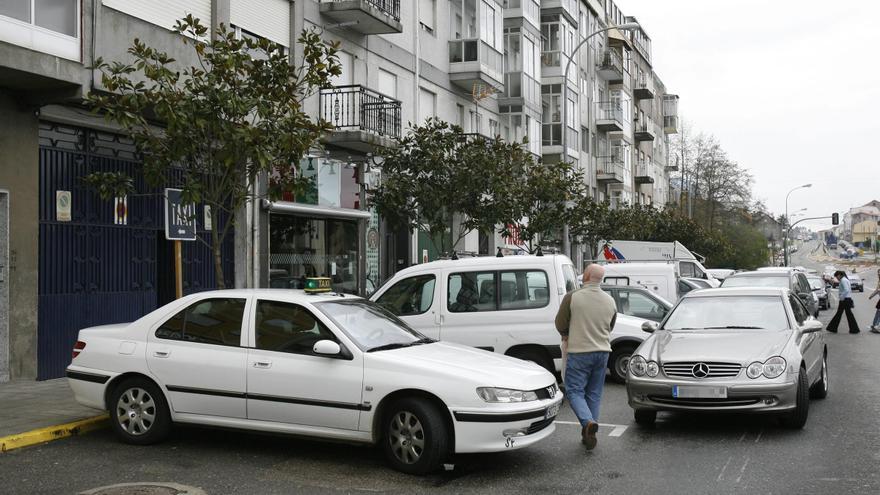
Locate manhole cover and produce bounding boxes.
[79,483,206,495]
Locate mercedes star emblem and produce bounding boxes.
[691,362,710,378]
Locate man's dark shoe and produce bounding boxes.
[581,421,599,450]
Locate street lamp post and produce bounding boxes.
[560,21,640,261]
[784,184,811,266]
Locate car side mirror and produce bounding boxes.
[641,321,659,333]
[313,340,342,356]
[801,320,823,333]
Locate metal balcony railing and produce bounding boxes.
[599,156,626,173]
[597,49,624,74]
[323,0,400,21]
[319,85,402,139]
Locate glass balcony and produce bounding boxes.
[449,38,505,91]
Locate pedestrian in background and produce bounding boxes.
[827,270,860,334]
[555,263,617,450]
[869,268,880,333]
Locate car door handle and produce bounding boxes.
[253,361,272,369]
[153,350,170,358]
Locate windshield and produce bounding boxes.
[807,277,824,290]
[722,275,789,289]
[663,296,790,330]
[314,299,428,351]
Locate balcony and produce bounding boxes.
[449,39,505,91]
[596,101,624,133]
[663,115,679,134]
[634,163,654,184]
[634,72,655,100]
[319,85,401,152]
[634,119,656,142]
[663,94,680,134]
[597,158,625,184]
[596,49,624,82]
[500,71,540,108]
[319,0,402,35]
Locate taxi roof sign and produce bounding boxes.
[304,277,333,294]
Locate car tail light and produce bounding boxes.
[72,341,86,359]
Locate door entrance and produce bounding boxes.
[0,190,9,382]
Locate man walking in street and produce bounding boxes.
[827,270,860,334]
[555,263,617,450]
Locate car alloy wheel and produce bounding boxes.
[116,387,156,435]
[610,345,636,384]
[109,377,171,445]
[810,354,828,399]
[382,398,449,475]
[389,411,426,465]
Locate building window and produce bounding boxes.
[0,0,80,60]
[419,88,436,124]
[581,127,589,153]
[419,0,436,34]
[541,84,562,146]
[540,16,562,67]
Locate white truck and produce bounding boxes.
[598,240,721,287]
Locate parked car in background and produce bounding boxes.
[806,275,829,310]
[601,285,672,323]
[721,269,820,317]
[849,272,864,292]
[678,278,707,297]
[67,288,563,474]
[627,287,828,429]
[707,269,736,282]
[370,255,652,383]
[601,263,679,302]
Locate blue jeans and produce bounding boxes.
[565,352,610,426]
[873,309,880,328]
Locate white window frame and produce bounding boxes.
[0,0,80,61]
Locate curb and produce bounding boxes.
[0,414,109,453]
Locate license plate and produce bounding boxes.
[672,385,727,399]
[545,402,560,419]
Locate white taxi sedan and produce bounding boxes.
[66,288,562,474]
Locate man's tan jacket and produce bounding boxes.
[554,282,617,353]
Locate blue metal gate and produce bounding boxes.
[37,122,233,379]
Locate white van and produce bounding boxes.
[600,240,720,287]
[370,255,652,382]
[601,263,680,302]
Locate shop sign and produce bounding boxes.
[164,188,197,241]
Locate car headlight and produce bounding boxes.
[630,355,647,377]
[746,357,787,379]
[646,361,659,377]
[762,356,787,379]
[476,387,539,403]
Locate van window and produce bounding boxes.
[679,261,698,278]
[561,264,579,292]
[603,276,630,286]
[375,275,436,316]
[500,270,550,310]
[448,272,497,312]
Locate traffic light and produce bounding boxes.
[831,212,839,225]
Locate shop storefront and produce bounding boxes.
[265,156,374,295]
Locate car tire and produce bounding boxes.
[609,345,637,384]
[508,348,554,375]
[382,398,449,475]
[782,368,810,429]
[810,353,829,400]
[108,377,171,445]
[634,409,656,426]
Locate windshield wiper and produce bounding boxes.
[367,338,435,353]
[703,326,765,330]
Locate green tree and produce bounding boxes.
[568,196,616,259]
[371,119,523,255]
[85,16,340,287]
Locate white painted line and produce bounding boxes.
[754,430,763,444]
[717,456,733,482]
[553,420,628,437]
[735,457,751,484]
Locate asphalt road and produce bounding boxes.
[3,244,879,494]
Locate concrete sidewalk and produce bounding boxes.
[0,378,106,443]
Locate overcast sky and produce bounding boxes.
[616,0,880,230]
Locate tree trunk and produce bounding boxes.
[211,208,226,289]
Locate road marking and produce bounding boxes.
[717,456,733,482]
[738,432,747,443]
[553,420,628,437]
[754,430,763,443]
[735,457,751,484]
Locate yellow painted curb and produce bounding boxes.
[0,414,109,453]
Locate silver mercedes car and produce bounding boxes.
[626,287,828,429]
